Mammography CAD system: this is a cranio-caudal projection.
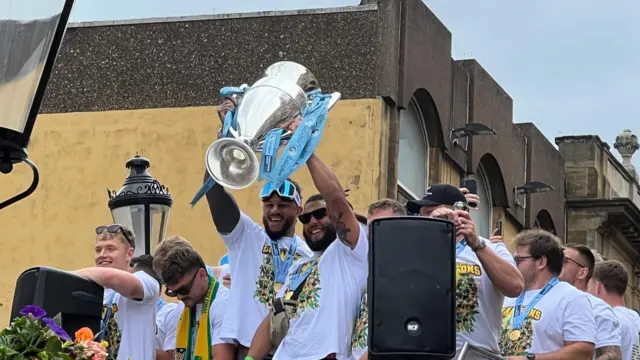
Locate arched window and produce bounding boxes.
[397,100,429,201]
[469,165,492,238]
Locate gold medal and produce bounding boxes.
[274,283,283,291]
[285,291,294,300]
[509,329,521,341]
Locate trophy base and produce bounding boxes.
[205,138,260,190]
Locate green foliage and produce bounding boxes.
[0,313,71,360]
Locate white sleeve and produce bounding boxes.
[562,291,597,344]
[595,305,622,348]
[210,292,232,345]
[132,271,160,304]
[337,224,369,265]
[490,241,517,268]
[162,304,179,351]
[219,212,264,249]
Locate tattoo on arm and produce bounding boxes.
[596,345,622,360]
[204,173,241,234]
[330,212,352,247]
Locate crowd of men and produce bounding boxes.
[72,100,640,360]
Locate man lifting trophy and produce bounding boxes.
[190,61,341,205]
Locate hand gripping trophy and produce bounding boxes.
[190,61,341,206]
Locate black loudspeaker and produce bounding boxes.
[11,266,104,336]
[368,216,456,359]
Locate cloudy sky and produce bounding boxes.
[67,0,640,168]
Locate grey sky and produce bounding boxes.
[68,0,640,168]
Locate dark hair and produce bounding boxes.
[153,236,206,285]
[305,193,324,205]
[131,254,161,289]
[592,260,629,297]
[368,198,407,216]
[513,229,564,275]
[565,243,596,280]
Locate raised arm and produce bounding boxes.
[204,174,241,234]
[75,267,149,300]
[306,154,360,248]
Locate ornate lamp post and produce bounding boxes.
[108,155,172,256]
[0,0,75,211]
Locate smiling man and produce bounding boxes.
[75,224,160,360]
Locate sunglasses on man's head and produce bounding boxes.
[298,208,328,225]
[96,225,134,248]
[165,270,201,297]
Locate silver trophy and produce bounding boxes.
[205,61,341,190]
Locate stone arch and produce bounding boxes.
[412,88,445,149]
[535,209,557,235]
[477,153,509,207]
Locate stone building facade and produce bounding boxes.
[558,131,640,308]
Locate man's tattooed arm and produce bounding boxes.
[330,212,353,248]
[595,345,622,360]
[306,154,360,248]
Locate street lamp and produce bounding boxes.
[108,155,172,256]
[0,0,75,211]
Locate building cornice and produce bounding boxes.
[68,4,378,28]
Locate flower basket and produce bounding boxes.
[0,305,111,360]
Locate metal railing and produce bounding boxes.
[456,342,506,360]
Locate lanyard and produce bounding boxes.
[271,239,298,284]
[157,297,166,311]
[289,257,318,291]
[98,291,117,341]
[456,239,467,257]
[512,277,559,329]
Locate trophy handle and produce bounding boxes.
[205,138,260,190]
[256,130,293,152]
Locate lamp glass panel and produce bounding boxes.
[149,204,170,256]
[111,205,146,257]
[0,1,66,133]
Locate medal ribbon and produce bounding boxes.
[511,276,559,329]
[288,258,317,291]
[456,239,467,257]
[271,239,299,284]
[98,291,117,342]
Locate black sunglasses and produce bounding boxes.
[299,208,328,225]
[165,269,201,297]
[96,225,134,248]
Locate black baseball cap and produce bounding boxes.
[406,184,467,214]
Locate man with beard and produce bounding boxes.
[207,99,313,358]
[559,244,622,360]
[153,236,234,360]
[75,225,160,360]
[245,148,369,360]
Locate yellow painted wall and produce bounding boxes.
[0,99,384,323]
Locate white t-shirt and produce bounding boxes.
[613,306,640,360]
[500,281,596,356]
[218,264,230,283]
[167,271,233,351]
[219,212,313,347]
[156,300,178,351]
[273,225,369,360]
[350,293,368,360]
[586,293,621,358]
[102,270,160,360]
[455,240,517,360]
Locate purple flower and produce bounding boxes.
[20,305,46,319]
[42,317,71,341]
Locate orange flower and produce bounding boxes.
[74,327,94,343]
